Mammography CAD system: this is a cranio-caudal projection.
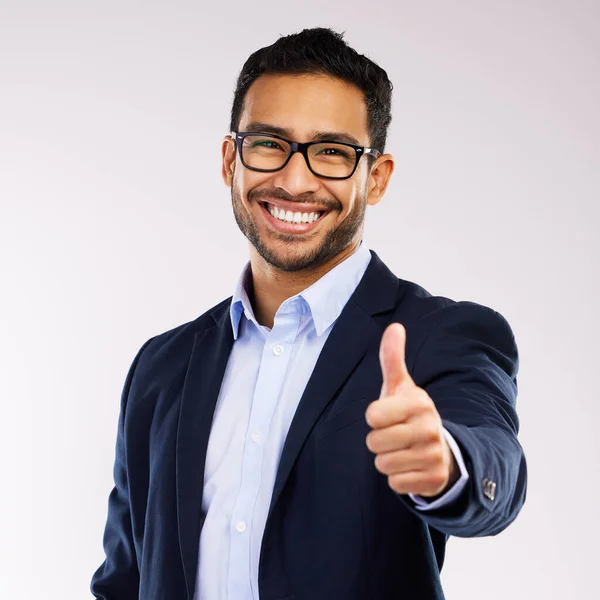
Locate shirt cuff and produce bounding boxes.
[409,427,469,511]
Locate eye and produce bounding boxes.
[252,139,284,150]
[316,146,352,159]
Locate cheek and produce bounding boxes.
[234,169,274,202]
[325,182,360,216]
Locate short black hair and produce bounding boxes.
[229,27,393,153]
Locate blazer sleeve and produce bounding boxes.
[398,301,527,537]
[90,337,154,599]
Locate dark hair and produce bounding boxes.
[229,27,393,153]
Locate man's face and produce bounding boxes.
[222,73,384,273]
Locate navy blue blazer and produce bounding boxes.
[91,249,527,600]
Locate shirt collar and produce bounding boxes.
[230,241,372,340]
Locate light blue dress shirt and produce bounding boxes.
[194,241,468,600]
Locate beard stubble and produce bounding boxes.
[230,184,367,273]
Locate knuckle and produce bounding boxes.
[416,388,432,408]
[431,468,447,489]
[422,421,439,442]
[367,432,382,453]
[424,444,443,465]
[365,432,375,452]
[388,474,404,493]
[375,454,390,473]
[366,405,382,428]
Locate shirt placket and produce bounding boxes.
[227,301,301,599]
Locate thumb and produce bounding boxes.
[379,322,414,397]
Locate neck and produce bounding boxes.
[247,240,362,329]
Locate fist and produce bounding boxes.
[365,322,458,498]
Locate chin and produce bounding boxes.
[257,244,321,272]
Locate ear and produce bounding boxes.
[366,153,395,207]
[221,136,236,187]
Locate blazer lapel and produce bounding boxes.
[267,250,400,522]
[176,305,234,599]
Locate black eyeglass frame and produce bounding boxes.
[230,131,382,180]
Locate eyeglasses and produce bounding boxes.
[230,131,381,180]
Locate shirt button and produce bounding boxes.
[273,344,284,356]
[251,432,262,443]
[236,521,247,533]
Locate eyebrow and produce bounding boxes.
[241,121,363,146]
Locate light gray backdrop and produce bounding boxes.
[2,1,599,598]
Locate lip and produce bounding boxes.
[258,201,329,234]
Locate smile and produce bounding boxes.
[266,203,322,224]
[259,201,329,234]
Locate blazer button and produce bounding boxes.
[482,477,497,501]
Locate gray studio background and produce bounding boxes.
[1,1,599,598]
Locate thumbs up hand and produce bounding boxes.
[365,323,459,498]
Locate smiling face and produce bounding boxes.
[222,73,393,273]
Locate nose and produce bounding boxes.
[271,150,320,197]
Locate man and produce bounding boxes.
[91,27,527,600]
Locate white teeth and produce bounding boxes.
[268,204,321,224]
